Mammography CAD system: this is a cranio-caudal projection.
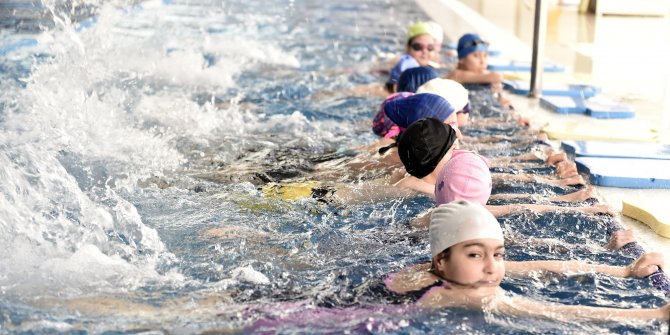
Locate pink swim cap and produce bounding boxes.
[435,150,492,205]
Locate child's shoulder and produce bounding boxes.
[416,284,456,308]
[417,285,500,309]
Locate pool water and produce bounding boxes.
[0,0,667,333]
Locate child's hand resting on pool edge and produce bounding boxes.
[606,230,635,251]
[582,203,616,216]
[555,160,578,179]
[626,252,664,278]
[545,151,568,166]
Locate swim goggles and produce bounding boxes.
[410,42,435,52]
[458,103,471,114]
[461,39,489,49]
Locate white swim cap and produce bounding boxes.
[426,21,444,45]
[429,200,503,258]
[416,78,469,112]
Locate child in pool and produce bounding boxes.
[447,33,513,109]
[386,200,669,321]
[364,67,441,152]
[406,145,611,227]
[354,92,461,173]
[395,118,590,200]
[413,79,564,172]
[397,66,439,94]
[370,77,466,146]
[414,78,471,129]
[385,22,441,93]
[397,133,632,250]
[313,21,445,99]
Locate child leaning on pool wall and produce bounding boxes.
[385,21,442,93]
[367,92,461,164]
[406,146,636,250]
[370,77,466,149]
[386,200,670,321]
[366,67,441,151]
[415,78,470,128]
[447,33,513,109]
[395,118,596,206]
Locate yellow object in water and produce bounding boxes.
[622,199,670,238]
[261,181,322,201]
[541,121,661,143]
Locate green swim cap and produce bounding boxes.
[407,21,432,41]
[407,21,443,44]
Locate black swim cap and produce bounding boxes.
[397,118,457,178]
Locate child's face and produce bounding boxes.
[443,117,463,141]
[456,111,469,128]
[459,51,488,73]
[435,238,505,288]
[407,34,437,67]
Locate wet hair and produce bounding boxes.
[431,247,452,272]
[437,248,452,261]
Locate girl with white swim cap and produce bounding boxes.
[385,200,669,321]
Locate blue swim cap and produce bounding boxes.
[388,55,420,85]
[397,66,439,93]
[383,93,455,128]
[457,33,489,59]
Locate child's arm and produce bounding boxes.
[419,287,670,320]
[350,137,395,154]
[555,160,579,179]
[384,262,436,294]
[486,203,615,217]
[417,284,500,309]
[410,209,431,229]
[493,173,586,187]
[392,253,662,299]
[331,183,419,204]
[606,230,636,250]
[495,295,670,321]
[505,252,664,278]
[488,187,596,203]
[448,69,503,85]
[393,175,435,198]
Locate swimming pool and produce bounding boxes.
[0,0,667,333]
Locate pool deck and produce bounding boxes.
[417,0,670,257]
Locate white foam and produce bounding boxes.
[231,265,270,285]
[0,0,307,299]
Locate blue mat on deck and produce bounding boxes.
[584,99,635,119]
[540,96,586,114]
[575,157,670,188]
[540,96,635,118]
[488,60,565,72]
[563,141,670,160]
[504,80,600,98]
